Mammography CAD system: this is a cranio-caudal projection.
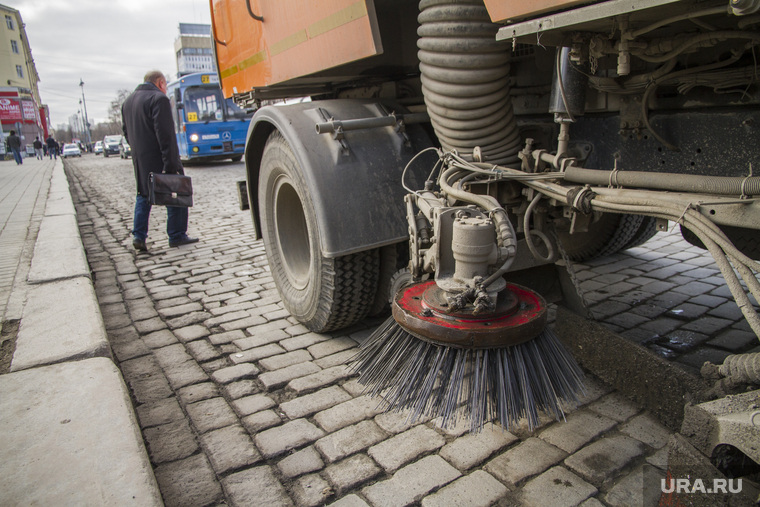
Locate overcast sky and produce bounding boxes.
[6,0,211,128]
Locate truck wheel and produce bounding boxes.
[558,213,656,262]
[258,131,379,332]
[681,224,760,260]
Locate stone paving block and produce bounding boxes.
[158,302,203,318]
[278,446,325,479]
[232,393,276,416]
[163,360,209,390]
[174,324,209,343]
[185,339,222,362]
[126,298,159,321]
[209,329,246,345]
[230,343,286,364]
[314,349,359,369]
[540,410,617,454]
[587,393,641,422]
[222,466,294,507]
[235,328,290,349]
[288,365,354,394]
[439,423,519,471]
[281,386,353,420]
[421,470,508,507]
[329,494,370,507]
[619,413,672,449]
[646,446,669,470]
[292,474,334,507]
[314,395,385,433]
[708,329,758,352]
[185,397,238,434]
[680,316,733,335]
[167,311,213,330]
[316,420,388,463]
[200,424,261,474]
[110,339,151,361]
[142,329,178,349]
[136,397,185,428]
[224,379,259,399]
[280,332,330,352]
[374,411,429,434]
[323,454,380,495]
[603,465,664,507]
[154,454,223,507]
[242,410,282,433]
[176,382,219,406]
[484,437,567,487]
[259,362,322,390]
[129,374,174,404]
[307,337,357,359]
[368,424,446,472]
[220,315,268,331]
[579,499,605,507]
[564,435,646,486]
[255,419,326,458]
[362,455,462,507]
[152,343,193,369]
[155,296,193,309]
[143,418,199,464]
[135,317,166,335]
[519,466,598,507]
[260,349,312,371]
[211,363,259,384]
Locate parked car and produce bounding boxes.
[61,143,81,158]
[102,135,121,157]
[119,137,132,159]
[94,141,103,155]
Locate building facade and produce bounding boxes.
[175,23,215,77]
[0,4,45,154]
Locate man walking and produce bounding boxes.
[7,130,22,165]
[45,135,58,159]
[122,70,198,251]
[33,136,43,160]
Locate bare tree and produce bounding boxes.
[108,89,131,131]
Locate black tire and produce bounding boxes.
[368,242,409,317]
[681,224,760,260]
[258,131,379,332]
[558,213,656,262]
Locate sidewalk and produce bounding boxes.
[0,156,162,505]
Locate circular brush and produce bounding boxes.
[352,281,586,433]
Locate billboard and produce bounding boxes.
[0,98,22,121]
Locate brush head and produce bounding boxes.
[352,282,586,432]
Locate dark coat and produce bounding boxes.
[122,82,183,197]
[7,133,21,151]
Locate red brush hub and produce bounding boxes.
[391,281,548,348]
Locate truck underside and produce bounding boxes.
[212,0,760,494]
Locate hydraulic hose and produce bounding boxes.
[564,166,760,196]
[719,352,760,384]
[418,0,521,165]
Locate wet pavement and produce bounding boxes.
[63,154,759,506]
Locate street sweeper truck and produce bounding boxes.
[210,0,760,437]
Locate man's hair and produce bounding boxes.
[10,130,15,135]
[144,70,166,86]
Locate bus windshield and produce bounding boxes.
[183,86,223,122]
[225,98,251,120]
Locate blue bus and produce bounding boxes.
[167,72,251,163]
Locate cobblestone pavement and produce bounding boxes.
[64,155,757,507]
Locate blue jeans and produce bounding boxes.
[133,194,188,242]
[11,148,22,165]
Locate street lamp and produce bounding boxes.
[79,78,92,150]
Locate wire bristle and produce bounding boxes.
[351,316,586,433]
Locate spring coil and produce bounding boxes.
[719,352,760,384]
[417,0,521,165]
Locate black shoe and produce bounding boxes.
[169,236,199,247]
[133,238,148,251]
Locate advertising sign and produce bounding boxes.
[22,100,36,120]
[0,98,22,121]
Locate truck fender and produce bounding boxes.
[244,99,435,258]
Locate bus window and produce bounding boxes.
[184,86,223,122]
[225,98,251,120]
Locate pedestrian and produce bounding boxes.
[7,130,22,165]
[122,70,198,251]
[45,135,57,159]
[33,136,43,160]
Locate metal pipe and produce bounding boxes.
[315,113,429,135]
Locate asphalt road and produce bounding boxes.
[63,153,758,506]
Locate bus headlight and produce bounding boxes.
[189,133,199,142]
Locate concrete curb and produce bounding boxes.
[1,159,162,505]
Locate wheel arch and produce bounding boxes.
[244,99,435,258]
